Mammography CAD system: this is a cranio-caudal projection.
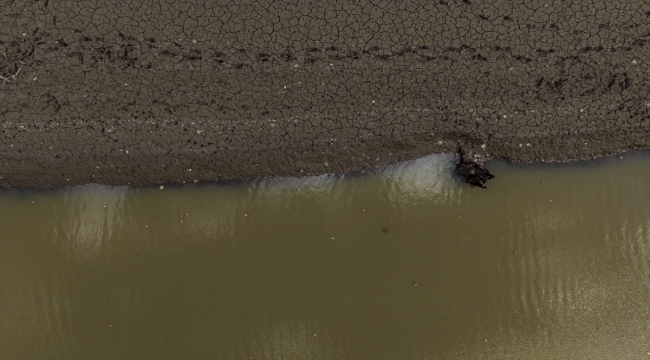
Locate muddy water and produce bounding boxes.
[1,153,649,360]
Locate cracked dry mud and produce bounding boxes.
[1,0,649,188]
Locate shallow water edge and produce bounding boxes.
[2,148,649,192]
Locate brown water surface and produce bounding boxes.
[1,153,649,359]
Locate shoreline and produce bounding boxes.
[1,147,647,192]
[2,0,649,188]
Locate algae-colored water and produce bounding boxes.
[1,153,649,359]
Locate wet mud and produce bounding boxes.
[1,0,649,188]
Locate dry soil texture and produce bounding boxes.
[1,0,649,188]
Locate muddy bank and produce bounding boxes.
[1,0,649,188]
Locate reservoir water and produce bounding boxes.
[1,152,649,359]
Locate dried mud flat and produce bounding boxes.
[1,0,649,188]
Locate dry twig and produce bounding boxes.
[1,67,22,83]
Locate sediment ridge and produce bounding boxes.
[1,0,649,188]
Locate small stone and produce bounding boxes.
[108,324,112,327]
[382,229,388,233]
[244,214,248,217]
[145,225,148,228]
[159,185,164,190]
[413,283,418,287]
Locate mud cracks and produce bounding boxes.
[1,0,649,188]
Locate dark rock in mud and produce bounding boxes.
[456,160,495,189]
